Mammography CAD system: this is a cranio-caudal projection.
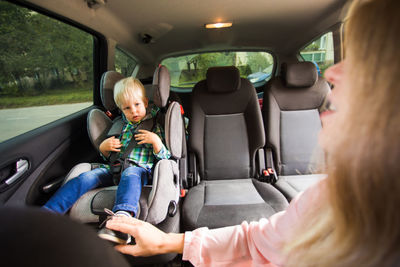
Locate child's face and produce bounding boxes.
[120,96,147,123]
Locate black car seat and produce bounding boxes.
[182,66,288,230]
[262,62,330,201]
[60,66,185,264]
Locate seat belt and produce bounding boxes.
[108,117,156,185]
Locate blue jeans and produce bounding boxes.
[43,166,150,216]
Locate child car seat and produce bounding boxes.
[62,66,185,223]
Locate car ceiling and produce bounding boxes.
[25,0,350,65]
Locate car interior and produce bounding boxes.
[0,0,351,265]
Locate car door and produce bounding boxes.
[0,1,107,207]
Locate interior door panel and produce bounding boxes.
[0,107,100,206]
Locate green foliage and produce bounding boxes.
[246,52,273,73]
[0,1,93,98]
[115,48,137,76]
[0,86,92,109]
[302,43,320,52]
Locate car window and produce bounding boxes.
[161,51,274,91]
[115,46,138,77]
[300,32,334,76]
[0,1,94,143]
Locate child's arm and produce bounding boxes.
[99,136,122,158]
[135,129,170,159]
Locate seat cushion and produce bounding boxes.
[182,179,288,230]
[274,174,327,201]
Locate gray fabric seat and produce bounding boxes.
[262,62,330,201]
[182,66,288,231]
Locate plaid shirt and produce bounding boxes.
[102,106,170,169]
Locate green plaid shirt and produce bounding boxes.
[102,106,170,169]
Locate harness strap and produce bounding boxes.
[109,116,157,184]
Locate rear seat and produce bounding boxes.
[182,66,288,230]
[262,62,330,200]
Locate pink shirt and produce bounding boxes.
[182,180,324,266]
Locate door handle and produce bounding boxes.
[4,159,29,186]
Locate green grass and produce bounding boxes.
[0,88,92,109]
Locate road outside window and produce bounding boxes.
[0,1,94,142]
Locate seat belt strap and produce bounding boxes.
[109,117,156,184]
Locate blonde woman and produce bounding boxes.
[106,0,400,266]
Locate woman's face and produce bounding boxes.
[319,60,351,149]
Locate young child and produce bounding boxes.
[43,77,170,244]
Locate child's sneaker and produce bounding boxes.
[98,209,131,244]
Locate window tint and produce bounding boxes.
[0,1,94,143]
[161,51,274,91]
[115,47,137,77]
[300,32,334,76]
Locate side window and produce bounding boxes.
[300,32,334,76]
[115,47,137,77]
[0,1,94,143]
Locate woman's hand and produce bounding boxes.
[106,216,184,256]
[134,129,163,153]
[99,136,122,157]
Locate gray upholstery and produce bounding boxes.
[183,179,288,229]
[284,62,317,88]
[147,160,180,225]
[280,109,322,175]
[100,71,124,111]
[275,174,326,200]
[87,109,113,153]
[183,66,288,230]
[206,66,241,93]
[165,102,183,159]
[152,65,170,108]
[189,69,265,179]
[263,62,330,200]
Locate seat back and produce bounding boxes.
[189,66,265,180]
[263,62,330,175]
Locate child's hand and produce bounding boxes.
[99,136,122,157]
[135,129,163,153]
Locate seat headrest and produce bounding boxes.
[283,62,317,88]
[100,66,171,112]
[206,66,241,93]
[100,71,125,111]
[152,65,170,108]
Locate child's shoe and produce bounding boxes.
[98,209,131,244]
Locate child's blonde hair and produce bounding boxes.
[113,77,148,109]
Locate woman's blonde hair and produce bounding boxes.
[113,77,148,109]
[284,0,400,266]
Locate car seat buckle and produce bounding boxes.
[260,169,271,183]
[180,188,187,197]
[105,110,113,118]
